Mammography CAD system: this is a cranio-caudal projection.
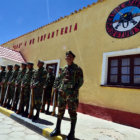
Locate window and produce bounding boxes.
[107,54,140,86]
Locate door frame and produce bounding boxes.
[44,59,60,77]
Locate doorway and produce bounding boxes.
[44,59,60,77]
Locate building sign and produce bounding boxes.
[106,0,140,39]
[13,23,78,50]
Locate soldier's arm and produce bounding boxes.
[40,70,47,87]
[74,67,84,91]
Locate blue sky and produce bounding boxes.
[0,0,97,45]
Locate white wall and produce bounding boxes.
[0,57,21,66]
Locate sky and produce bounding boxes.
[0,0,97,45]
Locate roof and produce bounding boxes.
[0,46,26,63]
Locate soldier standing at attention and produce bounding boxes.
[1,65,13,106]
[0,66,6,83]
[41,66,55,114]
[16,62,34,116]
[11,63,27,111]
[4,64,20,108]
[31,60,47,121]
[51,68,62,116]
[0,66,6,103]
[50,51,84,140]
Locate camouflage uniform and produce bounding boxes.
[7,68,20,103]
[0,67,6,103]
[51,72,62,115]
[22,68,35,110]
[44,72,55,102]
[41,71,55,112]
[12,68,27,109]
[31,67,47,110]
[0,68,6,83]
[1,68,13,105]
[58,63,83,120]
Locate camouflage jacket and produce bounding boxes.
[53,75,62,90]
[22,68,35,87]
[8,70,19,85]
[31,67,47,87]
[44,72,55,90]
[0,70,6,83]
[2,70,13,84]
[59,63,84,94]
[15,68,27,85]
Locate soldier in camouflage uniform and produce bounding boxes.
[41,66,55,114]
[16,62,34,116]
[50,51,84,140]
[1,65,13,106]
[4,64,20,108]
[0,66,6,105]
[31,60,47,121]
[51,68,62,116]
[11,63,27,111]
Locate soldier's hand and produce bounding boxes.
[59,89,63,93]
[0,82,3,85]
[8,82,11,85]
[43,86,46,89]
[31,85,36,89]
[21,84,25,88]
[53,88,57,93]
[15,84,18,87]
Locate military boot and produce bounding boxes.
[32,110,39,122]
[66,119,77,140]
[50,118,61,137]
[45,103,50,114]
[23,108,29,117]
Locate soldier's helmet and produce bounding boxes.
[7,65,13,69]
[21,62,27,66]
[15,64,20,68]
[27,62,34,66]
[38,60,44,65]
[66,51,76,58]
[48,66,53,70]
[1,66,6,70]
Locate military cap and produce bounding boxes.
[27,62,34,66]
[21,62,27,66]
[1,66,6,69]
[48,66,53,70]
[15,64,20,68]
[38,60,44,65]
[7,65,13,68]
[66,51,75,58]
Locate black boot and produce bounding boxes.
[50,118,61,137]
[45,102,50,114]
[67,119,77,140]
[32,110,39,122]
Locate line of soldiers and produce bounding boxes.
[0,61,55,120]
[0,51,84,140]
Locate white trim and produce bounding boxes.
[44,59,60,77]
[101,48,140,85]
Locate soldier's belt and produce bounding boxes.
[63,84,74,89]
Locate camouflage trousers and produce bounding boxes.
[33,87,43,110]
[23,86,30,106]
[13,86,21,104]
[7,85,15,101]
[58,90,79,121]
